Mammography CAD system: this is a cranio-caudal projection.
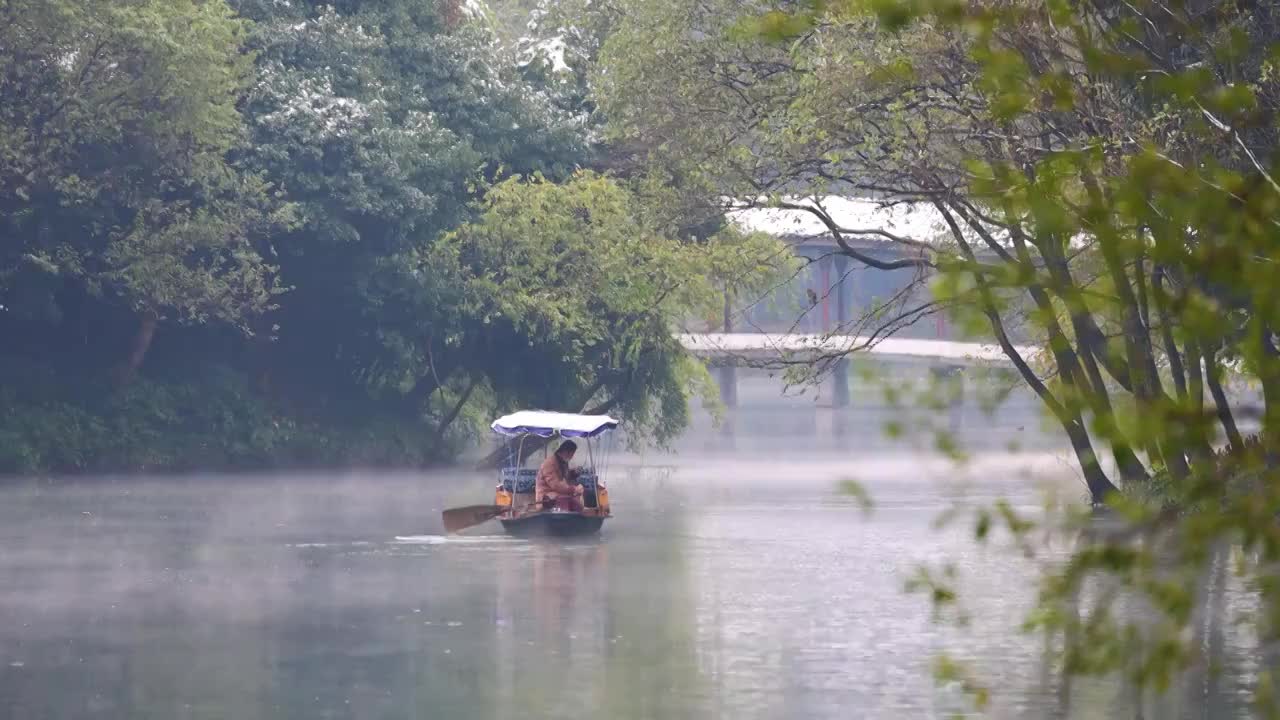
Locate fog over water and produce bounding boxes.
[0,372,1261,719]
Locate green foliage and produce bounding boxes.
[932,653,990,713]
[836,478,875,514]
[434,171,784,446]
[0,0,289,330]
[1,0,781,474]
[599,0,1280,710]
[0,358,447,475]
[229,0,601,425]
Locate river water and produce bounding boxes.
[0,385,1265,719]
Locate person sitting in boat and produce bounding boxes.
[535,440,585,512]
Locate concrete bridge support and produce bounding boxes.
[712,363,738,451]
[715,287,740,410]
[817,252,852,410]
[716,364,738,408]
[834,357,850,407]
[814,407,850,441]
[816,357,851,409]
[929,364,965,432]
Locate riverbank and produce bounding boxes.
[0,360,461,477]
[1117,435,1275,513]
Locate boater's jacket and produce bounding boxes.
[535,454,578,504]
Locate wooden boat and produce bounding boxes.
[499,512,606,538]
[489,410,617,538]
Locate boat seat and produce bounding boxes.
[574,470,598,508]
[502,468,600,510]
[500,468,536,494]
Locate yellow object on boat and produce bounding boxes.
[494,488,512,508]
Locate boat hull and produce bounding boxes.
[500,512,607,538]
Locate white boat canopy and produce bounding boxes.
[490,411,620,439]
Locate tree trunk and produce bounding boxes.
[1203,343,1244,452]
[1066,419,1121,504]
[1151,267,1215,464]
[1035,285,1149,485]
[114,309,158,385]
[1187,339,1205,413]
[1009,231,1149,485]
[1134,253,1152,348]
[1036,239,1136,393]
[430,376,479,455]
[1174,338,1216,466]
[1009,230,1149,485]
[1108,252,1197,480]
[938,204,1118,502]
[1080,169,1166,408]
[1100,244,1188,478]
[1258,329,1280,451]
[1152,267,1188,400]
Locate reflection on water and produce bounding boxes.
[660,367,1061,458]
[0,397,1266,719]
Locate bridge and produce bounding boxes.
[680,198,1037,409]
[677,332,1035,409]
[721,199,957,339]
[678,333,1027,365]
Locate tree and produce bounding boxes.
[0,0,785,474]
[228,0,592,432]
[430,171,782,463]
[0,0,289,378]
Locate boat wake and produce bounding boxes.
[391,535,523,545]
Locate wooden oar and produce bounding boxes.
[441,496,560,533]
[441,504,508,534]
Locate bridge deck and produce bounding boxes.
[677,333,1035,366]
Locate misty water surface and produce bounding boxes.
[0,379,1263,719]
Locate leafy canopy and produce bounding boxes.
[0,0,289,330]
[435,170,784,444]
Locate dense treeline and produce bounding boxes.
[0,0,778,474]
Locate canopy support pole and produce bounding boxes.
[585,437,597,510]
[512,435,527,518]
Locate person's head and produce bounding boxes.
[556,440,577,461]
